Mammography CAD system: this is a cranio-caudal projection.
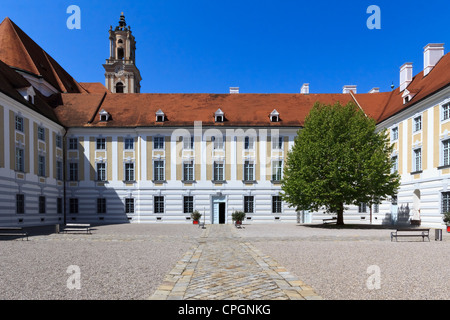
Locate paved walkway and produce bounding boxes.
[149,224,322,300]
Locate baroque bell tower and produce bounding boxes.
[103,13,142,93]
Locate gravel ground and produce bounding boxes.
[241,224,450,300]
[0,224,201,300]
[1,223,449,300]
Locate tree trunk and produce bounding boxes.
[337,203,345,225]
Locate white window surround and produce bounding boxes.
[156,109,165,122]
[99,109,111,122]
[215,108,224,122]
[391,126,399,142]
[270,109,280,122]
[413,114,422,133]
[441,100,450,124]
[412,147,422,172]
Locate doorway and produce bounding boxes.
[212,196,226,224]
[219,203,226,224]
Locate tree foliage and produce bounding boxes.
[281,101,400,225]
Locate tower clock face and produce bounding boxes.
[115,65,124,75]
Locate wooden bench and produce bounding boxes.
[0,227,29,241]
[391,228,430,242]
[323,217,337,224]
[61,223,91,234]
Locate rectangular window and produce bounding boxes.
[69,162,78,181]
[183,196,194,214]
[244,196,254,214]
[359,202,367,213]
[15,115,24,132]
[96,138,106,150]
[212,136,224,150]
[16,194,25,214]
[244,161,254,181]
[373,203,379,214]
[38,155,46,177]
[97,163,106,181]
[183,161,194,181]
[125,198,134,214]
[124,163,135,181]
[124,138,134,150]
[272,136,283,150]
[183,136,194,150]
[68,138,78,150]
[69,198,79,214]
[413,116,422,132]
[391,156,398,173]
[272,160,283,181]
[244,137,254,150]
[391,127,399,141]
[153,136,164,150]
[37,127,45,141]
[57,198,63,214]
[442,192,450,213]
[39,196,46,214]
[213,161,224,181]
[154,196,164,214]
[15,148,24,172]
[56,135,62,148]
[443,139,450,167]
[97,198,106,214]
[413,148,422,172]
[56,160,63,181]
[153,160,165,181]
[443,103,450,121]
[272,196,282,213]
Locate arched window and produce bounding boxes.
[117,47,124,60]
[115,82,124,93]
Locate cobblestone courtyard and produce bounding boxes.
[1,223,449,300]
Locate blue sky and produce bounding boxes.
[2,0,450,94]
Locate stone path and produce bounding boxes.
[149,224,322,300]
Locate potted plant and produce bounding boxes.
[232,210,246,226]
[191,210,201,225]
[443,212,450,233]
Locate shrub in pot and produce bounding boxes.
[191,210,201,224]
[232,211,246,225]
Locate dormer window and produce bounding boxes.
[402,89,417,105]
[99,109,111,122]
[215,108,224,123]
[156,109,165,122]
[270,109,280,122]
[18,86,36,104]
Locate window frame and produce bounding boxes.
[154,196,165,214]
[413,147,422,172]
[243,160,255,182]
[96,138,106,150]
[244,196,254,214]
[413,116,422,133]
[271,160,283,182]
[153,160,165,182]
[69,198,79,214]
[96,162,107,181]
[124,162,135,182]
[272,196,282,214]
[183,196,194,214]
[97,198,107,214]
[69,162,78,181]
[15,115,24,132]
[183,160,194,182]
[124,138,134,150]
[16,194,25,214]
[125,198,135,214]
[213,161,225,182]
[15,147,24,172]
[153,136,165,150]
[38,196,46,214]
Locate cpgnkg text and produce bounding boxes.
[178,304,271,317]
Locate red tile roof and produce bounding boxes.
[354,51,450,123]
[55,93,355,128]
[0,17,86,94]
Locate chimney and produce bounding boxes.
[423,43,444,76]
[399,63,413,92]
[342,85,357,94]
[300,83,309,94]
[369,87,380,94]
[229,87,239,94]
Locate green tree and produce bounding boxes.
[281,101,400,225]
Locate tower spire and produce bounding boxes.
[103,14,142,93]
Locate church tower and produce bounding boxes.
[103,13,142,93]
